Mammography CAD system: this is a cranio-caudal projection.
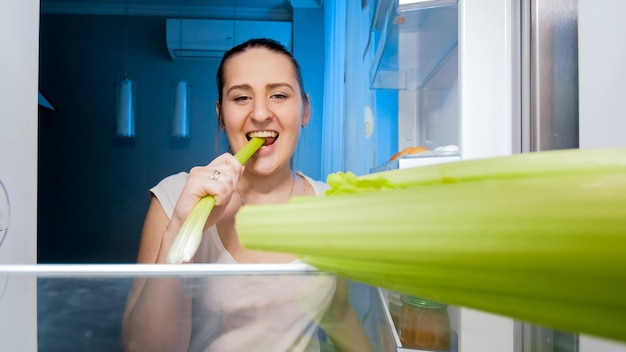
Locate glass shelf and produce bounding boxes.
[370,2,458,90]
[0,263,458,352]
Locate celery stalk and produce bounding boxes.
[234,137,266,165]
[166,137,264,264]
[235,147,626,342]
[327,147,626,193]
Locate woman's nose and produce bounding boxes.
[250,99,272,123]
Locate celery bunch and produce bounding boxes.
[166,137,265,264]
[236,148,626,342]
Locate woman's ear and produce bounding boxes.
[216,102,224,129]
[301,94,311,128]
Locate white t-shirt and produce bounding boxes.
[150,172,336,352]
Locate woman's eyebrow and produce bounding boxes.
[226,84,252,94]
[227,83,294,94]
[266,82,294,92]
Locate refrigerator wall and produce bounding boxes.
[578,0,626,150]
[578,0,626,350]
[406,3,457,154]
[0,0,39,349]
[455,18,516,326]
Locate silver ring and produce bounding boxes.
[208,169,221,181]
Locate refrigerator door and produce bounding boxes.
[518,1,580,351]
[523,0,579,153]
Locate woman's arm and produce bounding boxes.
[320,278,375,352]
[121,154,244,351]
[120,196,192,352]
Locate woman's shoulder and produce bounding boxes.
[150,171,189,218]
[296,171,329,196]
[152,171,189,192]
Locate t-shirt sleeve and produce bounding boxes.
[297,172,330,196]
[149,172,188,219]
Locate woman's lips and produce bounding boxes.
[247,131,278,146]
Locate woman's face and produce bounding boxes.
[218,47,309,175]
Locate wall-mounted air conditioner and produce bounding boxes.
[166,19,292,60]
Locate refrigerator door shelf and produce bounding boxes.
[373,287,459,352]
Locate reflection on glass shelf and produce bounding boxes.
[0,264,378,352]
[0,264,466,352]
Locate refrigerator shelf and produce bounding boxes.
[370,1,458,90]
[372,287,458,352]
[370,153,461,173]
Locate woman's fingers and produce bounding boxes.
[187,153,242,206]
[208,169,221,182]
[170,153,242,228]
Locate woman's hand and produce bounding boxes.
[170,153,244,232]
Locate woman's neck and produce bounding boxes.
[237,168,297,205]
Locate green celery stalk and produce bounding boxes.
[236,147,626,342]
[166,137,264,264]
[302,255,625,341]
[350,147,626,188]
[233,137,266,165]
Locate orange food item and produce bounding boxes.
[398,295,451,350]
[389,146,428,161]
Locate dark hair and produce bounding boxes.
[216,38,308,105]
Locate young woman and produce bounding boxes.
[121,38,374,352]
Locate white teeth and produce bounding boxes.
[247,131,278,138]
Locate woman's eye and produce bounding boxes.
[234,96,251,102]
[270,93,288,99]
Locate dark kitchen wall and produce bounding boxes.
[37,12,325,263]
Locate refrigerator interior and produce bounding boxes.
[370,1,460,173]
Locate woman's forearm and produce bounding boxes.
[121,277,192,352]
[121,222,192,352]
[323,306,374,352]
[320,278,375,352]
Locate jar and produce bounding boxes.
[398,295,451,351]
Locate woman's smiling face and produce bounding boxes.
[218,47,309,175]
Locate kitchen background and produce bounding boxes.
[37,0,398,264]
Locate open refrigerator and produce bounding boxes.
[2,0,626,350]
